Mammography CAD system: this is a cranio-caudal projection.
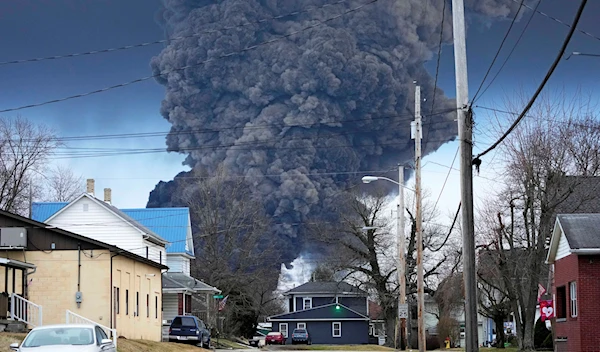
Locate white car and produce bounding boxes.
[9,324,116,352]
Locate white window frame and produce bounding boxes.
[332,322,342,338]
[303,297,312,310]
[280,323,289,338]
[570,281,577,317]
[297,322,306,330]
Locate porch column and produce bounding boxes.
[12,268,15,294]
[21,269,25,297]
[4,266,7,293]
[183,293,186,315]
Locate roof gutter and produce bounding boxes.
[570,248,600,255]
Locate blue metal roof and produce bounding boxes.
[31,202,193,256]
[121,208,193,256]
[31,202,68,222]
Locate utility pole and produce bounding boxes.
[451,0,478,350]
[412,84,425,352]
[397,165,407,350]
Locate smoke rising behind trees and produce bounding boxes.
[147,0,522,265]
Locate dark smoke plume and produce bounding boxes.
[148,0,522,264]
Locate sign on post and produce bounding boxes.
[213,294,224,299]
[398,303,409,319]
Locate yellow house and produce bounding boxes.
[0,209,168,342]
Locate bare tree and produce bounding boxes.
[0,116,61,215]
[478,90,600,351]
[310,187,454,348]
[176,164,283,337]
[41,164,84,202]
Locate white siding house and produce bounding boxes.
[43,185,168,266]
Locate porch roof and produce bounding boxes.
[0,257,35,270]
[162,272,221,294]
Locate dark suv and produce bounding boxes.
[168,315,211,348]
[291,328,311,345]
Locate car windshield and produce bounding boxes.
[294,329,307,334]
[22,327,94,347]
[267,332,281,336]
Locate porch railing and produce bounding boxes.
[65,310,117,348]
[10,293,42,328]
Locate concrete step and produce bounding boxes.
[0,319,27,333]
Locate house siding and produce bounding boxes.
[338,297,367,316]
[554,254,580,352]
[162,293,179,324]
[166,255,190,275]
[112,255,163,341]
[556,232,571,261]
[2,249,111,329]
[576,255,600,352]
[272,321,369,344]
[46,197,144,255]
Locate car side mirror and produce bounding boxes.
[100,338,113,345]
[9,342,19,351]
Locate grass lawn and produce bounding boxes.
[270,345,394,351]
[438,348,519,352]
[213,338,251,349]
[0,332,208,352]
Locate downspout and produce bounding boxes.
[110,252,119,330]
[77,244,81,308]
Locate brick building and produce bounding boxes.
[546,213,600,352]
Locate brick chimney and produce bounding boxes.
[104,188,112,205]
[86,179,95,196]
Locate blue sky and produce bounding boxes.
[0,0,599,224]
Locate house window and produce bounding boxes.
[556,286,566,319]
[147,294,150,318]
[155,296,158,319]
[279,323,288,338]
[297,323,306,330]
[136,292,139,317]
[125,290,129,315]
[332,322,342,337]
[570,281,577,318]
[115,287,120,315]
[303,298,312,310]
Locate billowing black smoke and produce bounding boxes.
[147,0,522,264]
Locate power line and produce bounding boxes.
[473,0,542,103]
[0,0,378,114]
[470,0,525,104]
[39,108,456,144]
[511,0,600,42]
[474,0,589,160]
[0,0,356,67]
[46,139,456,160]
[429,202,461,252]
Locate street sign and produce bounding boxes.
[398,303,408,319]
[213,295,224,299]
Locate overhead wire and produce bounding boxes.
[510,0,600,42]
[470,0,525,105]
[474,0,589,160]
[0,0,379,114]
[0,0,357,67]
[472,0,542,104]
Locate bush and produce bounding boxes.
[426,336,440,350]
[507,334,518,346]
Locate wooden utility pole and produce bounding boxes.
[451,0,478,350]
[397,165,407,350]
[413,84,425,352]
